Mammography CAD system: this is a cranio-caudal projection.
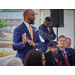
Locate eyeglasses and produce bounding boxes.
[66,42,71,44]
[46,22,50,26]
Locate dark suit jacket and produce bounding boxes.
[38,23,56,52]
[56,48,75,66]
[65,48,75,66]
[12,22,41,64]
[52,54,67,66]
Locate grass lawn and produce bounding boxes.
[0,51,7,55]
[0,37,13,39]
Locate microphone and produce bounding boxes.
[47,47,66,55]
[34,29,47,35]
[51,48,58,51]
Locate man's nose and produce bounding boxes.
[34,16,36,19]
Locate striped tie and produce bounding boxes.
[29,25,33,41]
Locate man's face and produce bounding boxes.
[57,38,66,48]
[65,39,71,48]
[28,10,36,24]
[44,21,51,27]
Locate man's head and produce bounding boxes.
[23,9,36,25]
[65,37,71,48]
[57,35,66,48]
[7,58,23,66]
[44,17,52,27]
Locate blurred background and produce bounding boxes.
[0,9,75,66]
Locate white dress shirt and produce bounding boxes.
[24,21,33,33]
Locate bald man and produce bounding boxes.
[13,9,41,64]
[7,58,23,66]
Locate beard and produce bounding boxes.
[28,17,35,25]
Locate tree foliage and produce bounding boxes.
[0,18,6,29]
[0,9,22,12]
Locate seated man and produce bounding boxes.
[57,35,75,66]
[65,37,75,59]
[47,41,63,66]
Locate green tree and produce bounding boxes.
[0,18,6,29]
[1,9,22,12]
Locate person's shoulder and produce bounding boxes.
[65,48,70,52]
[39,23,44,27]
[38,23,45,29]
[69,48,74,50]
[65,47,74,50]
[14,22,24,31]
[15,23,24,29]
[65,48,74,53]
[65,48,70,50]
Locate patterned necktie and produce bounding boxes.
[29,25,33,41]
[55,58,62,66]
[47,27,50,34]
[62,48,70,66]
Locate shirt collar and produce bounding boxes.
[24,21,29,27]
[59,47,65,51]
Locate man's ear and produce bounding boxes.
[25,15,27,19]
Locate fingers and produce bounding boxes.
[22,33,29,46]
[22,33,36,47]
[27,39,36,47]
[51,34,53,36]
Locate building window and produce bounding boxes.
[13,20,16,22]
[7,20,11,22]
[17,20,20,24]
[6,26,11,28]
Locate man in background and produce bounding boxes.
[65,37,75,61]
[65,37,71,48]
[38,17,56,53]
[57,35,75,66]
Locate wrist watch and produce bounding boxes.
[35,43,38,48]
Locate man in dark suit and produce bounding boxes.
[12,9,41,64]
[57,35,75,66]
[38,17,56,53]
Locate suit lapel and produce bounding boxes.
[22,22,31,40]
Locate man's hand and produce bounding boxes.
[51,34,53,36]
[22,33,28,46]
[27,39,36,47]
